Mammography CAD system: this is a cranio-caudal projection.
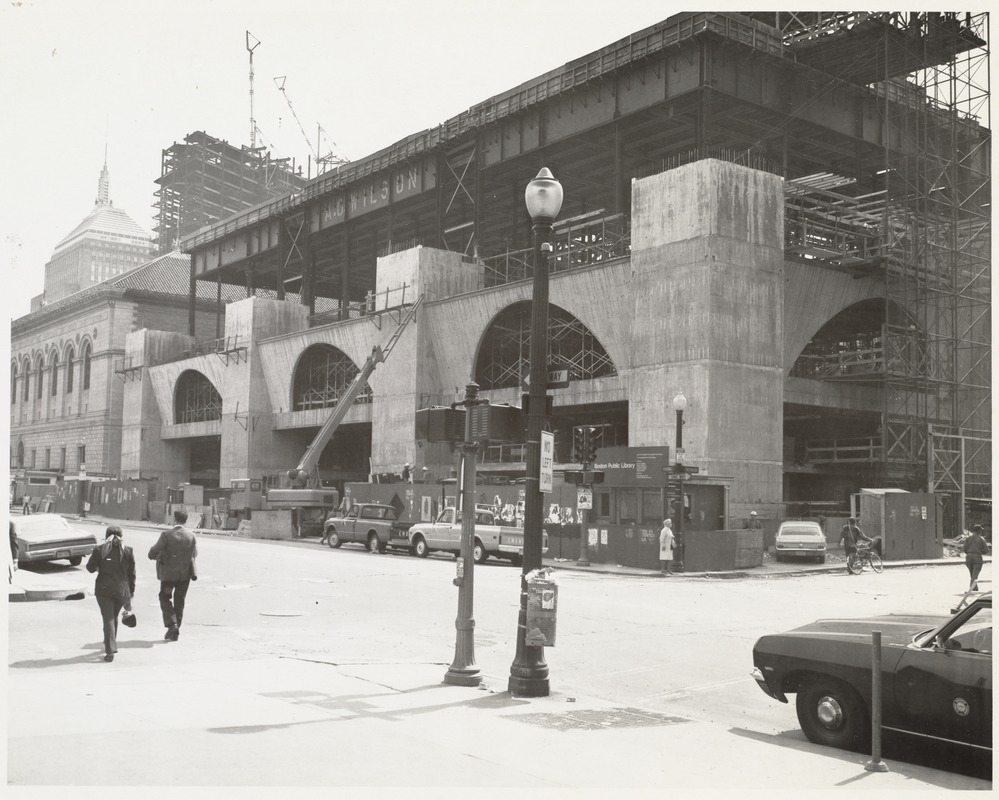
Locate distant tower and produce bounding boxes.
[41,158,154,305]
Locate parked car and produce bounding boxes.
[752,594,992,756]
[774,520,826,563]
[10,514,98,567]
[405,506,543,565]
[323,503,410,553]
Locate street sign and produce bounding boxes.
[675,448,685,464]
[540,431,554,493]
[671,463,699,474]
[577,486,592,509]
[521,368,570,390]
[547,369,570,389]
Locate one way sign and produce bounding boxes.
[521,369,570,390]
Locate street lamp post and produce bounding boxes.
[673,391,687,571]
[509,167,563,697]
[445,382,484,686]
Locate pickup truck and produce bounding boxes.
[405,506,546,565]
[323,503,410,553]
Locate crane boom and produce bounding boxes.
[287,295,424,484]
[274,76,319,162]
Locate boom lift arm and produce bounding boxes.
[287,295,424,486]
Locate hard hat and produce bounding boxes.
[750,511,757,516]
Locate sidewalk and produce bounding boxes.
[7,654,989,788]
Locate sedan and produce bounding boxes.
[774,520,826,563]
[752,594,991,757]
[10,514,98,567]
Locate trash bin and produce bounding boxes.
[525,568,558,647]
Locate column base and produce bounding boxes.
[508,668,550,697]
[444,665,482,686]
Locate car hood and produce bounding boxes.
[784,613,945,647]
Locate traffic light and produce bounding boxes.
[573,428,586,463]
[585,434,597,465]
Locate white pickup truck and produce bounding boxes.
[406,506,547,565]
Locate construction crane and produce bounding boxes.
[274,76,320,162]
[274,76,348,176]
[266,294,424,515]
[246,31,261,150]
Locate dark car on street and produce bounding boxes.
[751,594,991,758]
[10,514,98,567]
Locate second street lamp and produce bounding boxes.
[509,167,563,697]
[672,391,687,571]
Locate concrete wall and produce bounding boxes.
[120,329,194,487]
[629,160,785,509]
[119,162,892,511]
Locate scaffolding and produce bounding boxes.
[875,13,991,526]
[154,131,305,254]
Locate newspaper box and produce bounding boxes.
[525,568,558,646]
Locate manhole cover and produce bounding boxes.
[504,707,690,731]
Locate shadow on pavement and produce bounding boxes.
[728,724,990,787]
[10,639,159,669]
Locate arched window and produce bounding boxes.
[174,370,222,424]
[292,345,372,412]
[21,358,30,402]
[10,362,17,405]
[65,346,75,394]
[50,352,59,396]
[82,342,92,390]
[16,440,24,468]
[474,302,618,390]
[35,355,44,400]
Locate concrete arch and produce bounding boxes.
[290,343,369,412]
[173,369,223,424]
[783,263,884,375]
[473,300,618,390]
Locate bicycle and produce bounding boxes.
[846,541,882,575]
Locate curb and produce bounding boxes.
[9,585,89,603]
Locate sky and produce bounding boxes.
[1,0,679,322]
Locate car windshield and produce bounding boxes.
[914,604,992,650]
[15,516,73,534]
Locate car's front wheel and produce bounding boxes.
[68,556,83,567]
[412,536,429,558]
[795,677,869,752]
[472,541,487,565]
[326,529,341,548]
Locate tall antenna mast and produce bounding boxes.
[246,31,261,149]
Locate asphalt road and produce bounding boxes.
[9,520,990,782]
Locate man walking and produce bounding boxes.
[149,509,198,642]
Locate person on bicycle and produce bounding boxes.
[840,518,872,559]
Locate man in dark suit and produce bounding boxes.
[149,509,198,642]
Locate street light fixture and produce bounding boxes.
[509,167,562,697]
[672,391,687,570]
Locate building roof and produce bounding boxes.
[52,205,154,255]
[51,162,154,256]
[13,252,196,330]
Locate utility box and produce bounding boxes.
[525,568,558,646]
[854,489,940,560]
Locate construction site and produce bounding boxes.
[112,11,989,542]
